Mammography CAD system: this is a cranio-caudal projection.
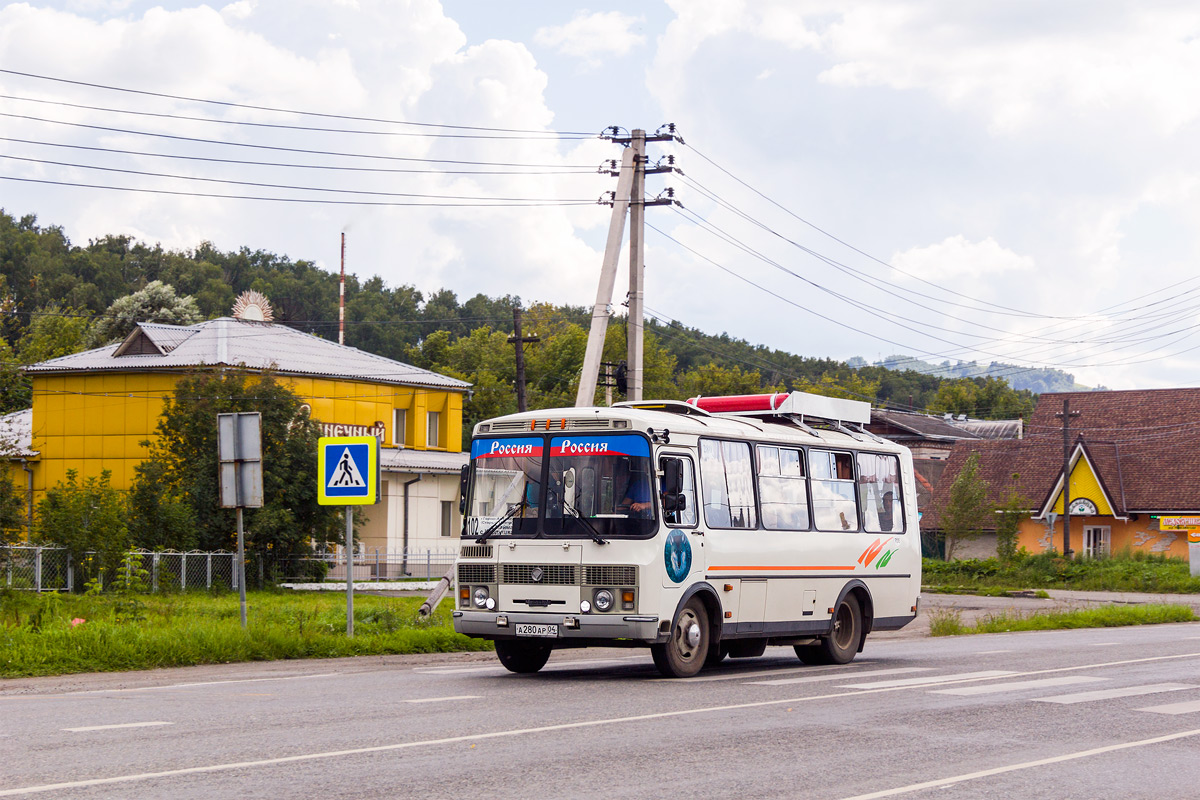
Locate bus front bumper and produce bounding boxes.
[454,610,661,643]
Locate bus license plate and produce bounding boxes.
[515,623,558,638]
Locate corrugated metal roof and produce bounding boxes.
[25,318,471,391]
[0,409,35,457]
[381,448,468,474]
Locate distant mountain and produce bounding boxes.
[863,355,1101,394]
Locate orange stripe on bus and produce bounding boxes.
[705,566,859,573]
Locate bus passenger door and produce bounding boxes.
[660,454,704,588]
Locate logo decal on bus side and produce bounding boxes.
[665,530,692,583]
[858,538,899,570]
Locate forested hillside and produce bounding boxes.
[0,210,1037,430]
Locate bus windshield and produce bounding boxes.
[465,434,657,539]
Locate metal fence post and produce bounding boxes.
[181,552,187,591]
[66,552,74,593]
[426,549,431,581]
[375,548,380,579]
[152,552,160,592]
[34,546,42,593]
[206,553,212,589]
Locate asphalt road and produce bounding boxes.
[3,619,1200,799]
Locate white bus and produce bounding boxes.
[453,391,921,678]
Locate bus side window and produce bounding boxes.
[660,456,697,527]
[857,452,904,533]
[811,449,859,532]
[700,439,757,530]
[758,445,810,530]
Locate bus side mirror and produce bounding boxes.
[459,464,470,514]
[661,458,686,512]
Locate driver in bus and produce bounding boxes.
[617,464,654,518]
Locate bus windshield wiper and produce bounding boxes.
[476,498,525,542]
[561,496,608,545]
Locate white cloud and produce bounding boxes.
[891,236,1034,281]
[534,11,645,66]
[221,1,255,21]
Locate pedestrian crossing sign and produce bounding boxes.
[318,436,379,505]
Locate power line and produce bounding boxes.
[0,112,598,169]
[0,93,596,141]
[0,137,598,176]
[0,175,599,207]
[0,68,598,136]
[0,153,600,203]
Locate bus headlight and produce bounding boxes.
[473,587,490,608]
[594,589,615,612]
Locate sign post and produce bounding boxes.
[1158,517,1200,577]
[218,412,263,629]
[318,436,380,636]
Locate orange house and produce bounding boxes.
[924,388,1198,560]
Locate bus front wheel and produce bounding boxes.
[495,639,553,674]
[795,594,862,666]
[652,599,710,678]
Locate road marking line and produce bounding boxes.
[4,652,1200,797]
[1035,683,1194,704]
[63,722,173,733]
[404,695,481,704]
[931,676,1104,696]
[746,668,930,686]
[974,650,1012,655]
[0,673,345,699]
[834,728,1200,800]
[650,662,880,684]
[839,670,1014,689]
[414,657,637,675]
[1136,698,1200,715]
[1088,642,1120,647]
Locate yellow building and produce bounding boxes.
[8,313,471,556]
[926,389,1199,560]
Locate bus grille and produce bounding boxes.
[502,564,578,585]
[459,545,493,559]
[583,565,637,586]
[457,564,496,584]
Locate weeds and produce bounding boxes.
[923,551,1200,594]
[0,590,490,678]
[929,603,1197,636]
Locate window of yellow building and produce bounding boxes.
[393,408,406,447]
[427,411,440,448]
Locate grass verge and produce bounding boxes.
[928,603,1197,637]
[0,589,491,679]
[923,551,1200,594]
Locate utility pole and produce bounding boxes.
[575,125,679,406]
[339,232,346,346]
[508,306,539,413]
[627,129,646,401]
[1055,398,1081,557]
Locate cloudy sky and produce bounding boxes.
[3,1,1200,390]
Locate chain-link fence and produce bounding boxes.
[269,547,457,584]
[1,546,238,593]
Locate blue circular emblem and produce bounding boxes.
[664,531,692,583]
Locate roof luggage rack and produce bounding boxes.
[685,392,884,443]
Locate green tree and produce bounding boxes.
[0,465,24,548]
[0,339,30,414]
[16,303,96,364]
[34,469,130,575]
[92,281,203,345]
[995,479,1028,562]
[942,453,991,561]
[128,458,197,551]
[142,369,342,556]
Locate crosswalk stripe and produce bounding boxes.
[1136,698,1200,715]
[1035,683,1194,704]
[746,667,930,686]
[931,676,1104,696]
[838,670,1014,689]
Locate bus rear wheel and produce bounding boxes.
[794,594,862,665]
[652,599,709,678]
[495,639,553,674]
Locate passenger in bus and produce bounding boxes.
[879,491,895,532]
